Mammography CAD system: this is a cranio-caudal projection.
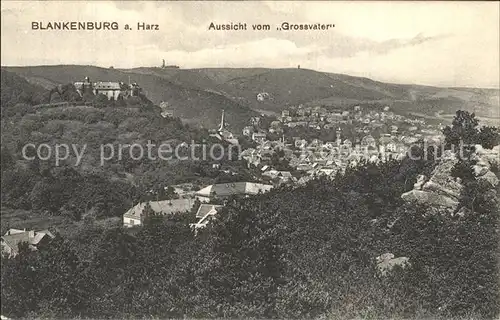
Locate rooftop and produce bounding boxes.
[1,229,55,254]
[94,82,121,90]
[196,204,223,219]
[195,182,273,198]
[124,199,197,219]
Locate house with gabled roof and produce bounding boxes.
[195,204,224,219]
[195,182,273,202]
[123,199,197,227]
[1,229,55,258]
[190,204,225,232]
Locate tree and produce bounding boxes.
[477,126,500,149]
[165,185,178,199]
[0,146,15,171]
[442,110,479,149]
[442,110,499,151]
[141,201,155,220]
[271,149,292,171]
[94,93,109,108]
[35,237,89,317]
[1,246,41,318]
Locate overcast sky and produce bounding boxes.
[1,1,499,88]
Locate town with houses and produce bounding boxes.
[2,2,498,318]
[1,79,447,257]
[123,101,444,233]
[238,103,442,178]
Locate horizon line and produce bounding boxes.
[2,63,500,91]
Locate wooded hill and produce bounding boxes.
[4,65,499,130]
[1,70,254,225]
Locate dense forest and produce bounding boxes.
[1,70,499,319]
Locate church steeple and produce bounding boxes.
[218,109,225,132]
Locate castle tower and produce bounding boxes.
[336,128,341,146]
[83,76,92,94]
[218,109,225,132]
[162,59,166,68]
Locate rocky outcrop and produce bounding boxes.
[402,150,463,210]
[478,171,499,187]
[471,144,499,187]
[401,190,460,209]
[401,145,500,211]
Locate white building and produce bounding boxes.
[123,199,197,227]
[195,182,273,202]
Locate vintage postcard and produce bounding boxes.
[1,1,499,319]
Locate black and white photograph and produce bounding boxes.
[1,1,499,319]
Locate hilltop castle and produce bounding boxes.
[74,76,142,100]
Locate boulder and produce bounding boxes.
[376,252,410,276]
[421,180,462,201]
[473,164,489,177]
[402,153,462,210]
[376,252,394,262]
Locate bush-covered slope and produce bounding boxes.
[1,70,46,114]
[2,155,498,319]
